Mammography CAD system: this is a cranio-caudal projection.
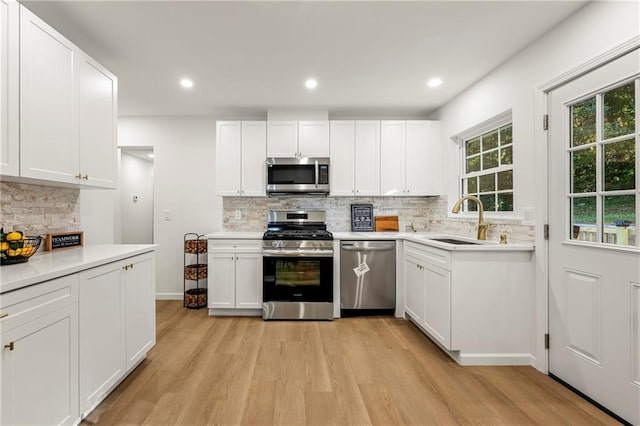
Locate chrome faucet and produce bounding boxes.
[451,195,488,240]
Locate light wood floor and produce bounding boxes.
[84,301,619,425]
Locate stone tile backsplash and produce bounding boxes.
[223,195,535,242]
[0,182,80,235]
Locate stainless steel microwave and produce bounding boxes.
[266,157,330,196]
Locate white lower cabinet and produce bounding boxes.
[78,252,155,416]
[208,239,262,312]
[403,253,425,322]
[1,275,79,426]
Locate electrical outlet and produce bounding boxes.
[235,210,242,220]
[164,209,171,221]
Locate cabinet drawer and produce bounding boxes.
[404,241,451,270]
[208,239,262,253]
[0,274,79,333]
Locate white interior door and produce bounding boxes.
[548,48,639,425]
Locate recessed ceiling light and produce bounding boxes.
[148,153,154,158]
[305,79,318,90]
[427,77,443,88]
[180,78,194,89]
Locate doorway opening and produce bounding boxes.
[118,147,154,244]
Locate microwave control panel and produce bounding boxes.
[318,165,329,184]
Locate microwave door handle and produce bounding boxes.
[314,160,319,187]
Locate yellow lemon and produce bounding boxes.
[6,248,22,257]
[0,242,8,251]
[6,231,22,242]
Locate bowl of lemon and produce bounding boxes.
[1,229,42,265]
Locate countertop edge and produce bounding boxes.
[1,244,158,294]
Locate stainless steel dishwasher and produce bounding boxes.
[340,241,396,316]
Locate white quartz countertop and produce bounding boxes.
[0,244,157,294]
[204,232,264,239]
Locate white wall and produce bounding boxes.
[119,152,154,244]
[80,188,116,244]
[117,117,219,298]
[431,0,639,370]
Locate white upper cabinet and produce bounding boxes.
[330,120,379,196]
[267,121,298,157]
[216,121,266,196]
[380,120,442,196]
[298,121,330,157]
[19,5,79,184]
[267,121,329,158]
[79,53,117,188]
[0,0,18,176]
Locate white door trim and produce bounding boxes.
[533,35,640,374]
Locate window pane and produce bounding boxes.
[603,139,635,191]
[482,150,499,169]
[479,173,495,192]
[571,197,597,241]
[466,198,478,212]
[571,97,596,147]
[466,177,478,193]
[466,155,480,173]
[479,194,496,211]
[497,193,513,211]
[603,82,635,139]
[500,125,512,146]
[571,146,596,193]
[603,195,636,246]
[500,145,513,166]
[483,131,499,150]
[466,138,480,156]
[497,170,513,191]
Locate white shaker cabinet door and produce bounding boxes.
[209,253,236,308]
[298,121,330,158]
[405,120,441,196]
[403,254,425,324]
[354,120,380,196]
[423,263,451,350]
[0,0,18,176]
[267,121,298,158]
[329,121,355,196]
[216,121,242,196]
[380,120,405,196]
[241,121,266,196]
[79,53,117,188]
[19,5,79,184]
[124,253,156,371]
[1,304,79,426]
[235,252,262,309]
[78,261,125,416]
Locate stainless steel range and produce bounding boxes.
[262,210,334,320]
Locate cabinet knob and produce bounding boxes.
[0,312,8,319]
[356,189,359,194]
[4,342,14,351]
[123,265,129,270]
[75,173,82,179]
[83,175,89,180]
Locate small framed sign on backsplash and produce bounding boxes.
[351,204,374,232]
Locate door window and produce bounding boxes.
[568,80,638,247]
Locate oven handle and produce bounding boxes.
[341,242,396,251]
[314,160,319,187]
[263,249,334,258]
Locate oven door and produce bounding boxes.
[263,255,333,303]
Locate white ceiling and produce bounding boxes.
[22,1,588,118]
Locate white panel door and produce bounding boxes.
[78,262,125,415]
[380,120,405,196]
[403,254,425,323]
[1,304,79,426]
[208,253,236,308]
[423,263,451,349]
[406,120,441,196]
[299,121,330,157]
[124,253,155,371]
[329,121,355,196]
[0,0,18,176]
[267,121,298,157]
[19,5,79,184]
[241,121,266,196]
[354,120,380,196]
[78,53,117,188]
[216,121,241,196]
[235,252,262,309]
[548,49,639,425]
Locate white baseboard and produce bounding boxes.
[455,352,533,366]
[155,292,183,300]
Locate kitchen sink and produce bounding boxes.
[429,238,480,245]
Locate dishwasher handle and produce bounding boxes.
[341,242,396,252]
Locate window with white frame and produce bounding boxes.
[461,123,514,212]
